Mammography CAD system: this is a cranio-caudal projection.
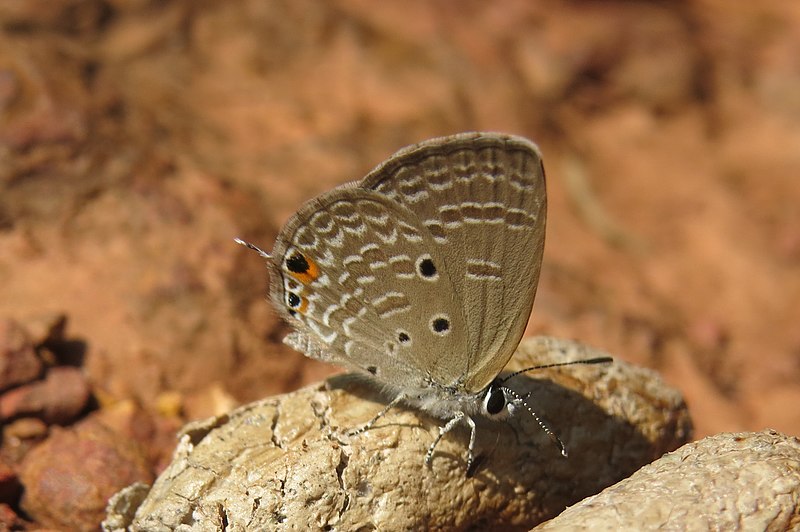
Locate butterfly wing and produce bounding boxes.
[359,133,546,393]
[269,132,546,394]
[269,186,469,388]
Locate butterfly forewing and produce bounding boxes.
[270,187,468,387]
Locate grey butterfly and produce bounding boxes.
[237,132,609,472]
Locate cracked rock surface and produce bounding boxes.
[103,337,692,531]
[535,430,800,531]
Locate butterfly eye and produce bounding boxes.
[484,385,506,416]
[416,255,438,280]
[430,314,451,336]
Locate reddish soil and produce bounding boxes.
[1,0,799,528]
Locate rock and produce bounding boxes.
[2,416,49,442]
[92,399,184,472]
[103,484,150,532]
[534,430,800,530]
[18,418,153,532]
[103,336,692,531]
[0,366,90,424]
[1,417,50,463]
[0,318,44,391]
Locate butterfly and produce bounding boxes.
[237,132,610,472]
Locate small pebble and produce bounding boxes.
[0,319,44,392]
[0,366,90,424]
[18,418,153,531]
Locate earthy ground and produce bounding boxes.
[1,0,799,529]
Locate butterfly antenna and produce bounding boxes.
[498,356,612,385]
[502,386,567,457]
[234,237,272,260]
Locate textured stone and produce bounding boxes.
[19,418,153,532]
[103,337,692,531]
[0,366,90,424]
[2,417,48,442]
[0,318,43,392]
[534,430,800,531]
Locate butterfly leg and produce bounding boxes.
[464,415,477,472]
[425,411,472,468]
[347,393,407,437]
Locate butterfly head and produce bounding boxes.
[480,356,613,456]
[481,380,517,420]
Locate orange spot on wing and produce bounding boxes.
[290,254,320,284]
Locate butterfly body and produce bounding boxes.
[359,373,510,421]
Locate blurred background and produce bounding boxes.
[1,0,799,528]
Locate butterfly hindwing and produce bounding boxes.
[360,133,546,392]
